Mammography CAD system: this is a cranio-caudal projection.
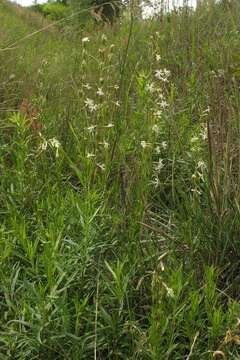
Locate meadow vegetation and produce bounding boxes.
[1,0,240,358]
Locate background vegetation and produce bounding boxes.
[1,0,240,358]
[31,0,124,24]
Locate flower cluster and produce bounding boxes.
[39,137,61,158]
[155,69,171,82]
[84,98,98,112]
[150,157,165,188]
[191,159,207,195]
[82,37,90,43]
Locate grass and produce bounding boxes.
[1,0,240,358]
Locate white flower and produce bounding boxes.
[154,158,164,172]
[160,261,165,271]
[39,139,48,151]
[155,70,163,80]
[151,176,160,188]
[158,92,165,99]
[155,68,171,82]
[101,34,107,42]
[96,88,104,96]
[97,163,105,171]
[154,110,162,118]
[191,188,202,195]
[104,123,114,128]
[146,82,155,93]
[161,141,167,149]
[83,83,91,90]
[86,125,97,133]
[152,124,160,134]
[49,138,61,158]
[156,54,161,61]
[99,140,109,149]
[87,152,95,159]
[155,146,161,154]
[202,107,210,116]
[82,37,90,43]
[113,100,120,107]
[217,69,224,77]
[84,98,98,112]
[163,282,174,298]
[159,100,168,109]
[114,85,119,90]
[191,136,199,143]
[39,136,61,157]
[140,141,151,149]
[164,68,171,77]
[197,160,206,170]
[200,127,208,140]
[141,141,147,149]
[49,138,61,148]
[84,98,94,108]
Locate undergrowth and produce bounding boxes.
[1,0,240,358]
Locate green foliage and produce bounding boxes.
[93,0,122,23]
[1,0,240,358]
[69,0,123,28]
[32,2,70,21]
